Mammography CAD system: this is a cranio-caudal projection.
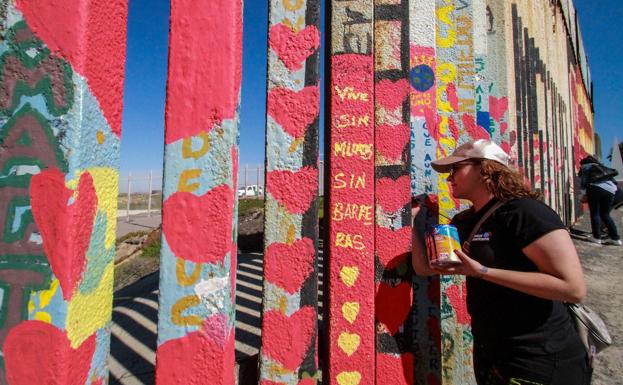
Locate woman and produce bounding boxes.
[412,140,591,385]
[578,155,621,245]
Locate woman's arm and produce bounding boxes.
[579,164,589,190]
[434,229,587,303]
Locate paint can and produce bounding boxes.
[426,224,462,266]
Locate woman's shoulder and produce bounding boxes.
[495,197,564,228]
[499,197,553,213]
[496,197,566,242]
[451,207,475,225]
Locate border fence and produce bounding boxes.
[0,1,597,384]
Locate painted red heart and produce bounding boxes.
[269,23,320,72]
[376,227,411,269]
[156,324,235,384]
[376,79,409,110]
[267,86,320,139]
[376,352,414,385]
[266,166,318,214]
[164,0,242,143]
[376,123,410,161]
[375,282,412,335]
[265,238,315,294]
[163,185,233,263]
[445,281,471,325]
[16,0,127,136]
[489,96,508,123]
[376,176,410,213]
[262,306,315,370]
[30,168,97,300]
[4,320,96,385]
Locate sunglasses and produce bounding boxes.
[449,160,480,176]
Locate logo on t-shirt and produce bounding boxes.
[472,231,491,242]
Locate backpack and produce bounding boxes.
[587,163,618,184]
[567,303,612,366]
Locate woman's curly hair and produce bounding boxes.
[478,159,541,201]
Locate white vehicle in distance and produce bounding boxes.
[237,185,263,198]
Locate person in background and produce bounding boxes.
[412,139,591,385]
[578,155,621,245]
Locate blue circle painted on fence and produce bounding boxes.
[410,64,435,92]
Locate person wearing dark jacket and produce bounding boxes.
[578,155,621,246]
[412,140,591,385]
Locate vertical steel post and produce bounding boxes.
[0,1,127,383]
[409,0,442,383]
[434,0,477,382]
[373,1,415,384]
[259,0,322,382]
[326,1,376,384]
[155,1,242,383]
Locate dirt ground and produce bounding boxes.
[571,206,623,385]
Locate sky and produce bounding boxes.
[573,1,623,161]
[119,0,622,187]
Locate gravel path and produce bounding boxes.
[571,206,623,385]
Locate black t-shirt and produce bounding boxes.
[451,197,574,356]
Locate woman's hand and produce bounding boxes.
[431,249,487,278]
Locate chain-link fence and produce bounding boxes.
[118,163,325,217]
[118,171,163,220]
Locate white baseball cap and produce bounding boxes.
[431,139,510,173]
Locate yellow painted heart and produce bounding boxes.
[339,266,359,287]
[341,302,360,324]
[338,332,360,356]
[337,371,361,385]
